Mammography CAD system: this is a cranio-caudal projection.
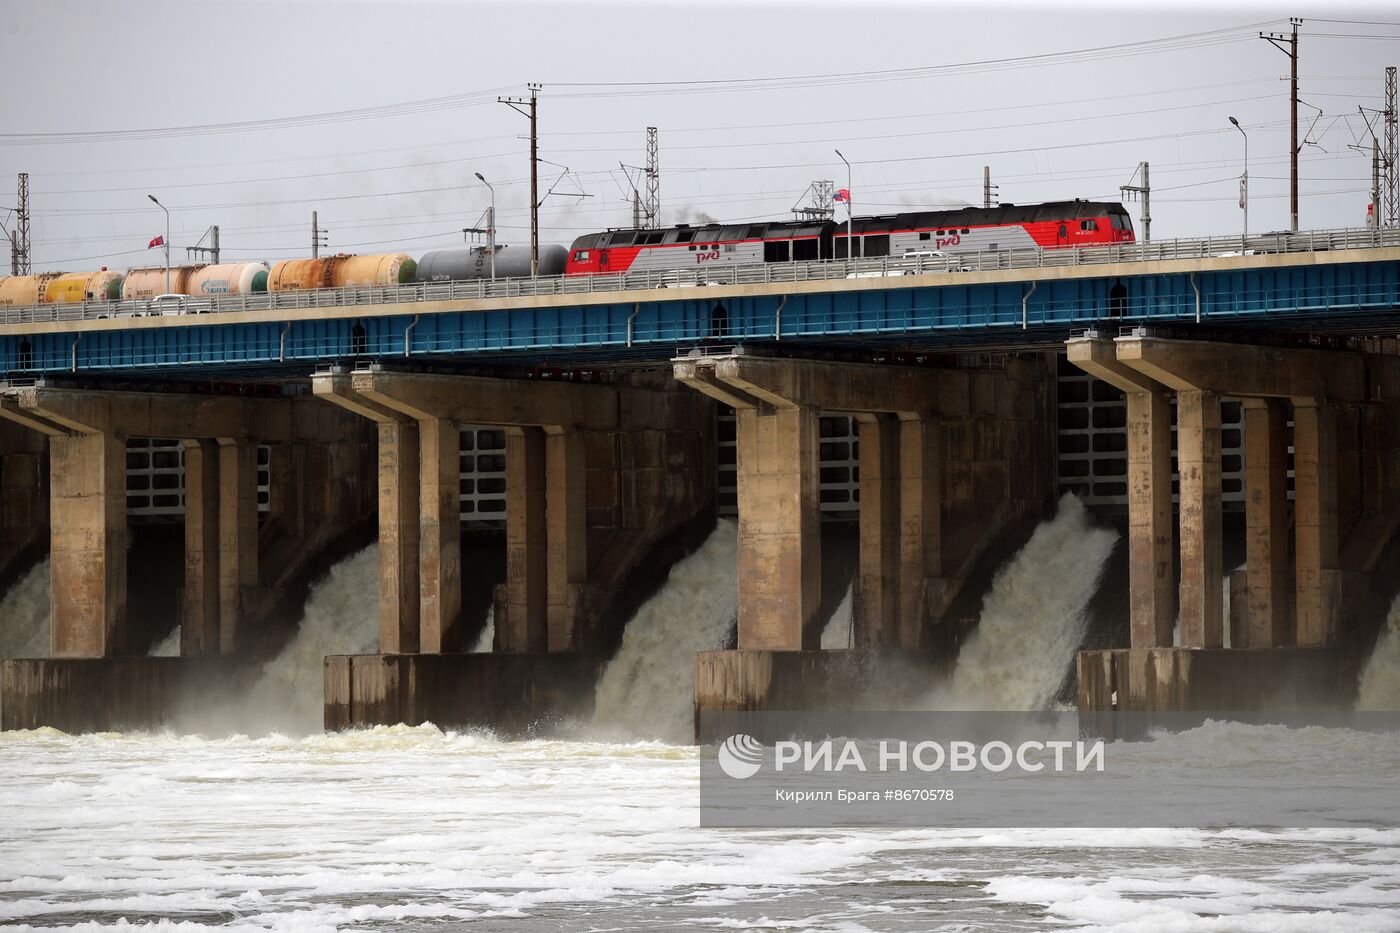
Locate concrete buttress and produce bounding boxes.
[1176,389,1224,648]
[1242,399,1292,647]
[180,439,221,656]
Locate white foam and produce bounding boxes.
[0,724,1396,929]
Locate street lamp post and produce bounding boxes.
[834,149,853,261]
[474,172,496,281]
[147,194,170,293]
[1228,117,1248,244]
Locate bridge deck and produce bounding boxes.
[1,242,1397,376]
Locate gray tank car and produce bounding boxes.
[414,244,567,283]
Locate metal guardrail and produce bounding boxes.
[1,226,1398,327]
[8,277,1398,374]
[5,273,1394,369]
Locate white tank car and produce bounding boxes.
[187,262,270,295]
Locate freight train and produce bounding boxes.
[0,199,1130,306]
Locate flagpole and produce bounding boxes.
[148,194,170,293]
[834,149,852,260]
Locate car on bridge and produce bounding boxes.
[846,250,973,278]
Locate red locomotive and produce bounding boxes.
[565,199,1134,276]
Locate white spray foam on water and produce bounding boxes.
[933,494,1117,711]
[0,559,50,661]
[1,723,1397,930]
[1357,594,1400,710]
[593,521,737,743]
[820,584,854,649]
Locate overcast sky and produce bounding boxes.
[2,0,1397,273]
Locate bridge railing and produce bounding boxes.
[1,225,1397,326]
[7,273,1400,372]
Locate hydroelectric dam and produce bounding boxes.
[2,231,1400,737]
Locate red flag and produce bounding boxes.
[833,188,850,203]
[148,234,164,249]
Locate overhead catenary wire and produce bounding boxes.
[546,20,1282,96]
[0,20,1282,146]
[31,91,1286,199]
[28,115,1320,220]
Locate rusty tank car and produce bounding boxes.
[266,253,416,291]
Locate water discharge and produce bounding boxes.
[150,624,181,657]
[1358,594,1400,710]
[593,520,737,743]
[0,558,49,662]
[243,544,380,732]
[472,607,495,652]
[935,494,1118,710]
[820,584,854,649]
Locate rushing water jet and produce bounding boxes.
[820,585,854,649]
[0,559,50,663]
[593,520,738,743]
[1358,594,1400,710]
[931,494,1118,711]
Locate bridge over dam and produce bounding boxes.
[1,232,1399,736]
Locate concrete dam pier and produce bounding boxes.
[313,366,714,731]
[0,382,376,730]
[676,350,1057,735]
[1069,333,1400,715]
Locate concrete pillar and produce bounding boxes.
[49,431,127,657]
[1242,399,1292,647]
[181,440,221,656]
[503,427,547,652]
[1176,390,1223,648]
[735,405,821,650]
[418,417,461,653]
[545,430,587,653]
[1293,400,1339,646]
[898,416,941,650]
[856,415,900,648]
[378,421,420,653]
[217,439,259,655]
[1126,390,1176,647]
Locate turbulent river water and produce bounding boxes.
[1,499,1399,930]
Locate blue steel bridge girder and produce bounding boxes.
[0,258,1397,377]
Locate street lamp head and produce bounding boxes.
[1229,116,1240,128]
[475,172,486,183]
[148,194,160,205]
